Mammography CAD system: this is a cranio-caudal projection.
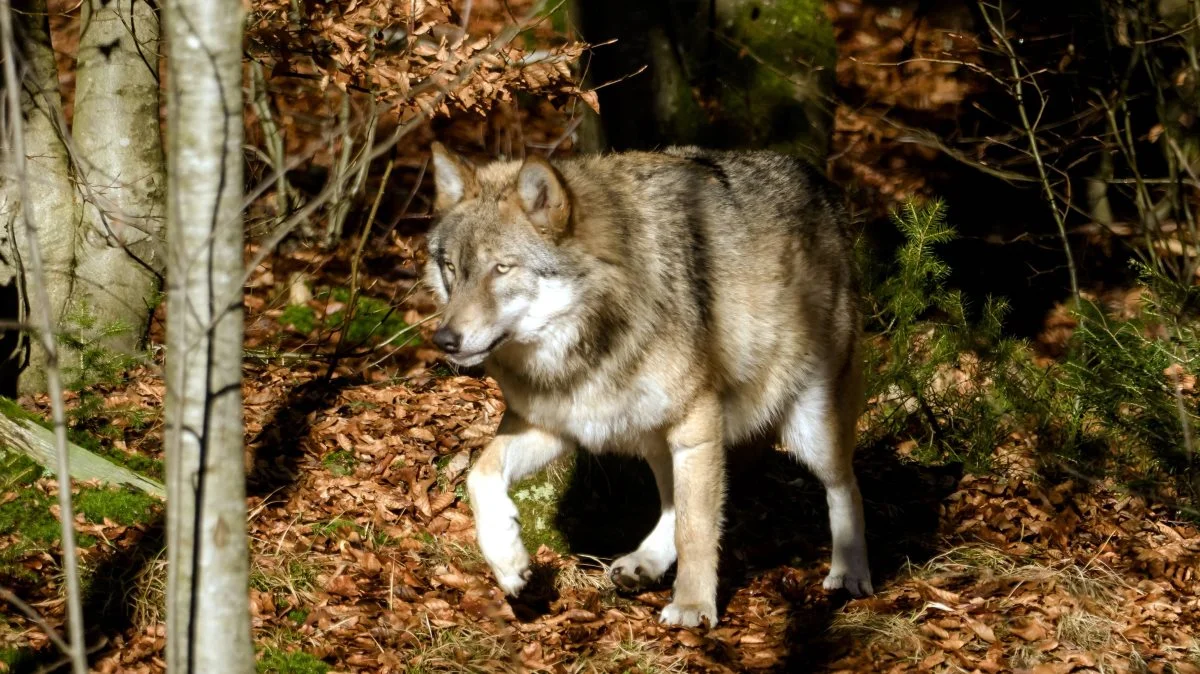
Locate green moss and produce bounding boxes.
[0,451,59,579]
[311,518,362,539]
[0,646,36,671]
[321,450,356,477]
[306,286,422,347]
[0,396,164,481]
[287,609,308,625]
[93,446,163,482]
[0,396,45,427]
[74,486,158,526]
[510,457,574,554]
[280,304,317,334]
[0,451,105,582]
[704,0,837,162]
[257,647,329,674]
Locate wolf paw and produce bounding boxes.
[659,600,717,628]
[610,551,672,591]
[822,572,873,597]
[479,524,532,596]
[495,565,533,597]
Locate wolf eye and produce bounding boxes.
[494,263,512,275]
[444,262,456,274]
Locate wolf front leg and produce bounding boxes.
[660,393,725,628]
[466,413,570,597]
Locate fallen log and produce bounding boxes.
[0,412,165,499]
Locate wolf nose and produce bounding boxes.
[433,326,461,354]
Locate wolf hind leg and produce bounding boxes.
[467,413,570,597]
[780,377,872,597]
[610,436,676,591]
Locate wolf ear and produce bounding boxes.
[431,142,479,212]
[517,156,571,237]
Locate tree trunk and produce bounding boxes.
[0,0,168,395]
[0,0,79,395]
[70,0,166,360]
[572,0,836,162]
[163,0,251,671]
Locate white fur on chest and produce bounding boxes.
[502,372,674,451]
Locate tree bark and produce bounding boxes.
[70,0,166,358]
[0,0,79,394]
[0,0,168,395]
[163,0,251,671]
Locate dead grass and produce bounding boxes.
[830,606,927,660]
[910,543,1018,579]
[398,614,513,673]
[419,534,488,576]
[1056,610,1118,651]
[567,637,690,674]
[554,555,615,594]
[250,546,322,608]
[132,549,167,629]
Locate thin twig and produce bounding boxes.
[0,586,74,657]
[979,0,1079,307]
[0,3,88,673]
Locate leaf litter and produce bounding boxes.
[3,1,1200,673]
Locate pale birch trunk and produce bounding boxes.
[163,0,251,671]
[70,0,166,359]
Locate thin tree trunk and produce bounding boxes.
[0,3,87,671]
[70,0,166,363]
[163,0,251,670]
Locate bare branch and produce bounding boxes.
[0,1,88,671]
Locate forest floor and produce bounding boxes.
[2,0,1200,673]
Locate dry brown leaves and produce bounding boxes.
[247,0,588,121]
[830,0,986,212]
[4,225,1200,674]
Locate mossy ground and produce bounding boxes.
[257,646,330,674]
[0,400,162,668]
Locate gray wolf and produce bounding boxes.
[423,142,871,627]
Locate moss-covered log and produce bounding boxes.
[0,409,165,498]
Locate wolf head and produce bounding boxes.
[423,143,578,367]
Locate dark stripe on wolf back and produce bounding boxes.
[684,186,714,333]
[685,154,732,191]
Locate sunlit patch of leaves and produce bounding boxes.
[245,0,590,121]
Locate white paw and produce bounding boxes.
[823,571,873,597]
[659,600,717,628]
[481,531,531,596]
[495,562,532,597]
[610,550,673,591]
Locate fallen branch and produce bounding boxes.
[0,413,165,499]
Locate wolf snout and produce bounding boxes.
[432,325,461,354]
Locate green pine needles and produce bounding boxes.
[862,200,1198,513]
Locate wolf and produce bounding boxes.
[423,142,871,627]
